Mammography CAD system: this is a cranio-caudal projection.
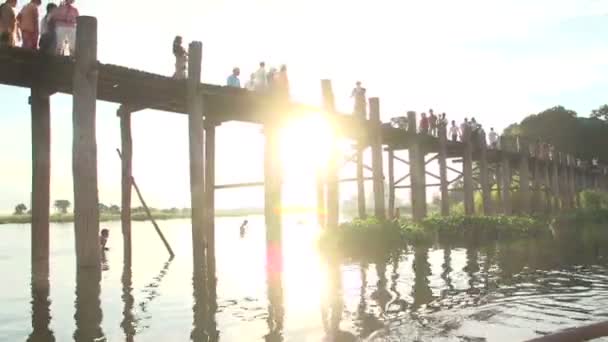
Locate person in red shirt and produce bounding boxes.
[419,113,429,134]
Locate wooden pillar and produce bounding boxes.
[204,120,217,295]
[569,156,577,208]
[532,155,542,214]
[501,150,512,215]
[575,168,581,208]
[438,124,449,216]
[551,156,560,211]
[73,16,100,268]
[30,87,51,290]
[462,125,474,216]
[495,163,503,213]
[479,131,491,215]
[321,80,339,229]
[356,142,366,219]
[543,162,552,213]
[408,111,427,221]
[264,123,282,243]
[370,98,386,219]
[186,42,205,267]
[519,140,531,214]
[387,148,395,219]
[316,168,325,228]
[118,106,132,265]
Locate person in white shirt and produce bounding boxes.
[460,118,469,140]
[488,128,498,149]
[449,120,460,142]
[253,61,267,91]
[245,72,256,91]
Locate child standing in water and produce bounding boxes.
[100,228,109,250]
[172,36,187,79]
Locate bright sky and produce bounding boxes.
[1,0,608,213]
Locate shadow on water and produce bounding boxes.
[73,268,105,342]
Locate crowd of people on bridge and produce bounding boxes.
[0,0,78,55]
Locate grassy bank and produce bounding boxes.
[319,209,608,261]
[0,208,263,225]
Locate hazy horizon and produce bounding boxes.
[2,0,608,214]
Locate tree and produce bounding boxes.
[14,203,27,215]
[109,205,120,213]
[98,203,109,213]
[54,200,71,214]
[591,104,608,121]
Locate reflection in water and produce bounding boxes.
[321,257,357,342]
[386,258,408,316]
[441,245,454,293]
[371,257,391,315]
[464,243,480,292]
[73,268,105,342]
[191,264,218,342]
[411,246,433,310]
[265,242,284,342]
[27,277,55,342]
[139,258,174,314]
[121,263,136,342]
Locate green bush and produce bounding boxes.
[581,190,608,210]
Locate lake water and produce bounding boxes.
[2,216,608,341]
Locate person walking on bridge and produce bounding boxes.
[51,0,78,55]
[172,36,187,79]
[429,109,437,136]
[17,0,40,49]
[449,120,460,142]
[38,2,56,53]
[227,67,241,87]
[0,0,17,47]
[253,61,267,91]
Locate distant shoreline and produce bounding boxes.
[0,208,264,225]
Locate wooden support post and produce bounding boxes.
[408,111,427,221]
[501,151,512,215]
[462,125,474,216]
[264,123,282,243]
[575,168,581,208]
[30,87,51,290]
[204,120,216,291]
[438,125,449,216]
[551,157,560,211]
[532,157,542,214]
[387,148,395,219]
[569,156,578,208]
[73,16,100,268]
[118,106,132,265]
[519,140,531,214]
[321,80,339,229]
[495,163,503,213]
[316,168,325,228]
[370,98,386,219]
[356,143,366,219]
[479,131,491,215]
[543,162,552,213]
[186,42,205,267]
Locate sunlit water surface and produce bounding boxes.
[2,216,608,341]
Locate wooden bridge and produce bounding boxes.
[6,17,608,298]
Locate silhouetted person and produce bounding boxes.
[449,120,460,142]
[266,67,277,93]
[38,3,57,53]
[489,128,498,149]
[100,228,109,250]
[51,0,78,55]
[172,36,187,79]
[275,64,289,98]
[17,0,41,49]
[227,67,241,87]
[245,72,256,90]
[254,61,267,90]
[351,81,367,118]
[429,109,437,136]
[240,220,248,237]
[419,112,429,134]
[0,0,17,47]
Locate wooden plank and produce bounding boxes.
[118,106,132,264]
[322,80,339,229]
[408,111,427,221]
[30,87,51,289]
[72,16,100,268]
[187,42,205,267]
[438,125,449,216]
[370,98,386,219]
